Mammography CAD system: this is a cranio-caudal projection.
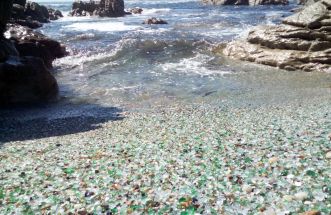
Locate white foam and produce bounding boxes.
[63,21,142,32]
[160,54,230,76]
[142,8,172,15]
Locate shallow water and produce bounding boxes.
[18,1,331,110]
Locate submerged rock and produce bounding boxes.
[202,0,289,5]
[143,17,168,25]
[69,0,125,17]
[220,0,331,72]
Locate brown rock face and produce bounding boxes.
[0,1,63,106]
[6,24,67,69]
[221,0,331,72]
[0,56,59,105]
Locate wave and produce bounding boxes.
[159,53,230,76]
[141,8,172,15]
[63,21,142,32]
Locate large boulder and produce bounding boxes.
[282,1,329,28]
[11,1,64,28]
[0,0,13,36]
[5,24,67,68]
[98,0,125,17]
[24,2,49,23]
[220,0,331,72]
[0,0,61,106]
[0,56,59,105]
[48,8,63,21]
[202,0,288,5]
[69,0,125,17]
[0,39,19,62]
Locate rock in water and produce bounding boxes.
[6,24,67,68]
[0,0,13,36]
[11,1,63,28]
[99,0,125,17]
[24,2,50,23]
[220,0,331,72]
[143,17,168,25]
[128,7,143,14]
[69,0,125,17]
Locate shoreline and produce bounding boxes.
[1,95,331,214]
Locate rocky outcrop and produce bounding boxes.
[220,0,331,72]
[143,17,168,25]
[0,1,13,36]
[0,56,59,105]
[202,0,289,5]
[6,24,67,69]
[11,1,63,29]
[0,1,65,105]
[69,0,125,17]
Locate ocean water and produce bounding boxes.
[32,0,331,109]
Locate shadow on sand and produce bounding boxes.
[0,102,124,144]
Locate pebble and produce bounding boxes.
[294,192,308,201]
[242,184,254,193]
[299,211,321,215]
[268,157,279,164]
[326,151,331,159]
[283,195,293,201]
[263,208,276,215]
[1,102,330,214]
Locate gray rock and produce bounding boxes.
[282,1,329,28]
[70,0,125,17]
[220,0,331,72]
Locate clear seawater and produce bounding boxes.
[14,1,331,109]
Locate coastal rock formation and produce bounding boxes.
[11,1,63,29]
[69,0,125,17]
[143,17,168,25]
[221,0,331,72]
[6,24,67,68]
[0,56,59,105]
[202,0,289,5]
[0,1,13,36]
[0,1,63,105]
